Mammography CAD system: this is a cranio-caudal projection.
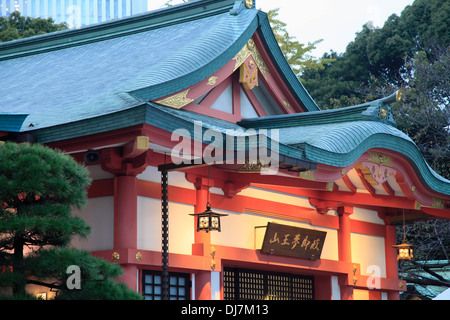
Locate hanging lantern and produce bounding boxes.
[393,242,414,260]
[190,203,228,232]
[190,167,227,232]
[392,209,414,260]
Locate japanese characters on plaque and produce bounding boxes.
[261,222,327,260]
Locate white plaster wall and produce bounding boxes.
[351,207,384,225]
[238,186,315,208]
[137,197,194,255]
[240,88,259,118]
[71,196,114,251]
[351,233,386,277]
[137,168,341,262]
[137,165,195,190]
[211,209,339,261]
[350,207,387,277]
[86,164,114,180]
[211,84,233,114]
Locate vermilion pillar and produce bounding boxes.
[338,206,353,300]
[100,142,151,292]
[112,175,138,291]
[194,178,211,247]
[385,224,400,300]
[114,175,137,250]
[193,176,212,300]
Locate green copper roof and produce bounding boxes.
[239,100,450,195]
[29,101,449,196]
[0,0,448,196]
[0,0,318,134]
[0,113,29,132]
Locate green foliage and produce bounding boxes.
[0,11,67,43]
[302,0,450,109]
[300,0,449,180]
[395,48,450,178]
[0,143,141,299]
[25,248,142,300]
[0,142,92,246]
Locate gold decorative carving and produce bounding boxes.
[326,182,334,191]
[232,39,268,80]
[238,161,268,172]
[156,90,194,109]
[245,0,253,9]
[298,170,316,181]
[358,151,396,185]
[432,197,445,209]
[367,151,393,168]
[380,107,388,119]
[136,252,142,262]
[111,252,120,262]
[207,76,218,86]
[239,59,259,90]
[283,99,291,110]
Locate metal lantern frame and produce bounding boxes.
[393,242,414,261]
[190,203,228,232]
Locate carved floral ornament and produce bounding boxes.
[358,151,397,185]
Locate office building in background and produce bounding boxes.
[0,0,150,28]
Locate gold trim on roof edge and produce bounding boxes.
[156,89,194,109]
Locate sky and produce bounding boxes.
[149,0,415,57]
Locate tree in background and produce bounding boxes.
[399,219,450,299]
[0,142,142,299]
[301,0,449,179]
[299,0,449,297]
[0,11,68,43]
[302,0,449,109]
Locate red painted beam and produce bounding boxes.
[342,175,357,193]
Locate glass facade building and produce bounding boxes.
[0,0,150,28]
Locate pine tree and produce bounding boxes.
[0,142,142,299]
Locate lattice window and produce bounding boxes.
[142,270,190,300]
[224,267,314,300]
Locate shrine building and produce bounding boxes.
[1,0,449,300]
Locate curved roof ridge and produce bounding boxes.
[276,120,449,195]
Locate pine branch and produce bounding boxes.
[26,279,63,290]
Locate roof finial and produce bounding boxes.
[230,0,255,15]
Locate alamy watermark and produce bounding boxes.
[171,121,280,175]
[66,265,81,290]
[366,265,382,290]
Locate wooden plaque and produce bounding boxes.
[261,222,327,260]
